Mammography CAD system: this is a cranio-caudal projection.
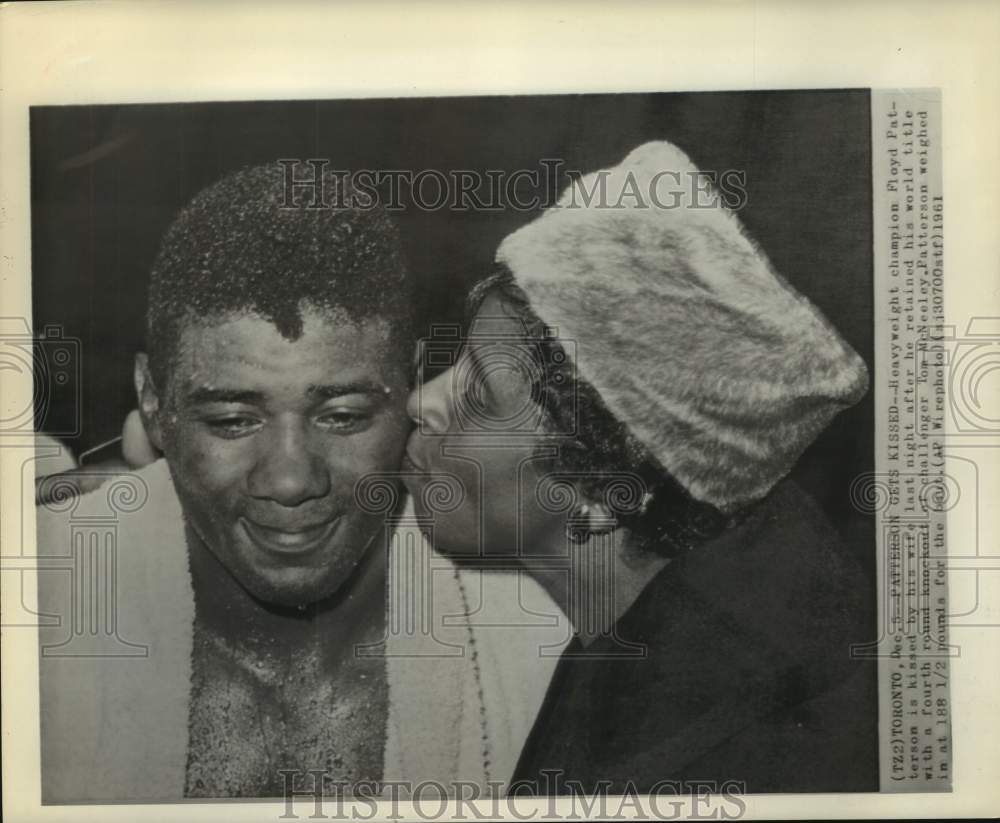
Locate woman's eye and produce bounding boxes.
[205,416,262,438]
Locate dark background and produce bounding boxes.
[30,89,873,555]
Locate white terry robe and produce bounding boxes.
[37,459,568,802]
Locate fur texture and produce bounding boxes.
[497,141,869,513]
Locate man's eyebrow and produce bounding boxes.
[186,388,266,404]
[307,381,387,399]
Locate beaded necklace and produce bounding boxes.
[452,566,492,782]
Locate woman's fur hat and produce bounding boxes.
[497,141,868,514]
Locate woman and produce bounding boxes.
[403,141,877,793]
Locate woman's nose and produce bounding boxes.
[407,367,454,434]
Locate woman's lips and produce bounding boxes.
[241,517,341,558]
[402,449,428,473]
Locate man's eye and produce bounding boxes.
[316,410,371,433]
[205,416,262,438]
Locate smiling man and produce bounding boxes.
[138,239,411,795]
[37,163,563,802]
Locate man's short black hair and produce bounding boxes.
[147,161,413,386]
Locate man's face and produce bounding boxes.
[151,304,411,607]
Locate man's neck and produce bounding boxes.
[184,525,388,670]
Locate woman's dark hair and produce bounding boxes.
[466,265,731,558]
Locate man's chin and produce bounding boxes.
[240,571,344,610]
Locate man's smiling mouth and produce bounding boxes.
[240,517,342,558]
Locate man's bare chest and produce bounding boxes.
[184,623,388,797]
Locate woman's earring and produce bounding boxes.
[565,503,593,544]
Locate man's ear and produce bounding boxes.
[133,353,165,452]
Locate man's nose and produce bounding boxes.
[247,420,331,507]
[407,367,454,434]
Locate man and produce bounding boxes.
[37,164,564,802]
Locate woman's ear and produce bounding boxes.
[585,501,616,535]
[133,353,165,453]
[565,496,616,543]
